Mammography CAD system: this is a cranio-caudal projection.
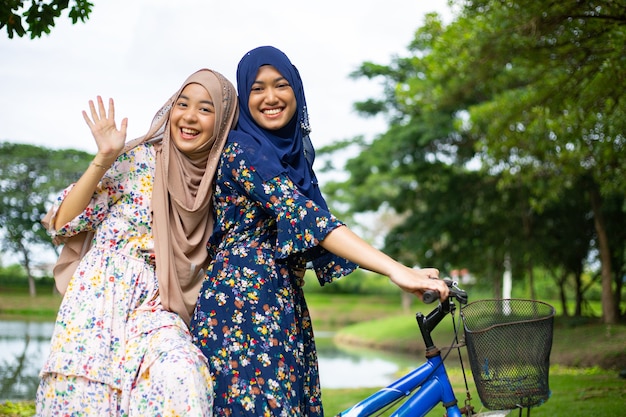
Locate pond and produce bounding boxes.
[0,321,54,402]
[0,321,420,402]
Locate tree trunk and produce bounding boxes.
[527,258,536,301]
[520,206,536,300]
[502,253,512,299]
[486,248,501,298]
[23,251,37,298]
[401,291,413,313]
[557,271,569,317]
[574,270,583,317]
[17,242,37,297]
[615,270,624,320]
[588,185,616,324]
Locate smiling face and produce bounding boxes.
[169,83,216,154]
[247,65,297,131]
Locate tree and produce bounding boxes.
[431,0,626,323]
[1,0,92,39]
[322,6,624,322]
[321,13,515,292]
[0,142,91,295]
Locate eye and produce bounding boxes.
[176,100,188,108]
[250,86,263,93]
[200,106,215,113]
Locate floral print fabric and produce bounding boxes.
[36,143,213,417]
[191,139,356,417]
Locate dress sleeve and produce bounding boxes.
[223,141,358,284]
[45,164,123,241]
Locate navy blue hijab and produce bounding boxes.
[235,46,326,208]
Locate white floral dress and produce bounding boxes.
[36,143,213,417]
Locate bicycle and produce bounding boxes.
[335,278,555,417]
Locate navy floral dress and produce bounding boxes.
[191,136,356,417]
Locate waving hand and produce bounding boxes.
[82,96,128,160]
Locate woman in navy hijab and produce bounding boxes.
[190,46,449,416]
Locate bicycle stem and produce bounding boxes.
[415,298,455,356]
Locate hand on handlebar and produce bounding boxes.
[387,266,450,302]
[422,278,469,305]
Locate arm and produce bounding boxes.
[319,225,450,301]
[54,97,128,229]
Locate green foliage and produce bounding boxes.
[0,263,26,280]
[0,401,35,417]
[0,0,93,39]
[0,142,92,278]
[449,0,626,201]
[304,269,401,296]
[0,273,55,290]
[322,1,626,322]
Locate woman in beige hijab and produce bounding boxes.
[36,69,238,416]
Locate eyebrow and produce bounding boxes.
[252,76,288,85]
[178,94,214,106]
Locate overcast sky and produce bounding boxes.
[1,0,452,156]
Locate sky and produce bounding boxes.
[0,0,453,156]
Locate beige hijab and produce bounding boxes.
[43,69,238,326]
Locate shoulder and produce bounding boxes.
[226,130,262,151]
[223,130,278,161]
[223,130,284,181]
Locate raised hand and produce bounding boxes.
[52,97,129,229]
[82,96,128,162]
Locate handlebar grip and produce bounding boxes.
[422,290,439,304]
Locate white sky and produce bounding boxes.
[0,0,452,156]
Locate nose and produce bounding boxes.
[182,108,197,122]
[264,87,278,104]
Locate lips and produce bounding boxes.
[262,108,282,116]
[180,127,199,139]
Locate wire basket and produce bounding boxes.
[460,299,555,410]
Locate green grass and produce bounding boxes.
[0,289,61,321]
[310,291,625,416]
[1,288,624,416]
[0,402,34,417]
[322,366,625,416]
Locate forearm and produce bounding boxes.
[54,96,127,229]
[319,225,448,300]
[319,225,405,276]
[53,156,115,229]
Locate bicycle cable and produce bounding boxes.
[449,299,476,416]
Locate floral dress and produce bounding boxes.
[190,138,357,417]
[36,143,213,417]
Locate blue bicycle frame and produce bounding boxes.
[337,354,461,417]
[337,281,468,417]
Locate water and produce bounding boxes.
[0,321,54,402]
[316,331,418,389]
[0,321,418,402]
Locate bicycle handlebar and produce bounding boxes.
[422,278,468,305]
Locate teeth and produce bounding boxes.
[182,128,199,135]
[263,108,281,115]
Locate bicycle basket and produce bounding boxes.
[460,299,555,410]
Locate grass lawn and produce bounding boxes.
[1,289,624,416]
[322,366,625,416]
[310,292,625,416]
[0,290,61,321]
